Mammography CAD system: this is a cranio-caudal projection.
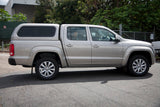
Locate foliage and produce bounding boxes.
[12,13,27,22]
[91,0,160,40]
[34,0,160,40]
[91,0,160,31]
[0,9,27,22]
[34,0,55,23]
[35,0,81,24]
[0,9,11,21]
[77,0,108,23]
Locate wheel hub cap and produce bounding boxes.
[132,59,147,74]
[39,61,55,77]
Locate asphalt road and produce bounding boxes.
[0,53,160,107]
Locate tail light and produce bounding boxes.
[9,44,14,56]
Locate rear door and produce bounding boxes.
[62,25,92,66]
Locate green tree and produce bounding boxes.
[53,0,81,24]
[91,0,160,34]
[77,0,108,23]
[34,0,160,40]
[12,13,27,22]
[35,0,81,24]
[0,9,27,22]
[34,0,56,23]
[0,9,11,21]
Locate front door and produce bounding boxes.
[89,27,123,66]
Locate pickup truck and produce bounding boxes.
[8,23,155,80]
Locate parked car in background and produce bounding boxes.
[152,41,160,57]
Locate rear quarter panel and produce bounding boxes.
[10,40,67,67]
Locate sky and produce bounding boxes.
[0,0,9,5]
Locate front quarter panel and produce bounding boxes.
[122,46,155,66]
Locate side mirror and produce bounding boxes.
[114,38,120,43]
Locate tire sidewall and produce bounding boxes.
[35,58,59,80]
[128,55,149,76]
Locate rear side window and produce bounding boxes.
[67,27,87,41]
[17,26,56,37]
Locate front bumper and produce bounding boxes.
[8,58,16,65]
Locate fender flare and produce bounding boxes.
[122,46,155,66]
[28,46,67,67]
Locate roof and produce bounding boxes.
[7,0,38,8]
[11,0,37,5]
[0,0,9,6]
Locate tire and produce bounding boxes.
[35,57,59,80]
[128,55,149,76]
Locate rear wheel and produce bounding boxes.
[35,57,59,80]
[128,55,149,76]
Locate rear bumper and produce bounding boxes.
[8,58,16,65]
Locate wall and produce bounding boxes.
[0,6,5,9]
[13,4,36,22]
[4,0,13,15]
[4,0,37,22]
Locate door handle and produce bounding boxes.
[93,44,99,48]
[66,44,72,47]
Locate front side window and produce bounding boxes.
[90,27,116,41]
[67,27,87,41]
[18,26,56,37]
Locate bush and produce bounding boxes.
[0,9,27,22]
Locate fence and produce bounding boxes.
[0,21,24,51]
[114,30,152,42]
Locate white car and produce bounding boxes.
[152,41,160,57]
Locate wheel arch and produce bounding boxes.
[122,46,155,67]
[29,46,68,67]
[33,52,62,67]
[128,51,152,66]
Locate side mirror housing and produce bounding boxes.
[114,38,120,43]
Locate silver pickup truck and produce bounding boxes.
[8,23,155,80]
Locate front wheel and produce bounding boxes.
[128,55,150,76]
[35,58,59,80]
